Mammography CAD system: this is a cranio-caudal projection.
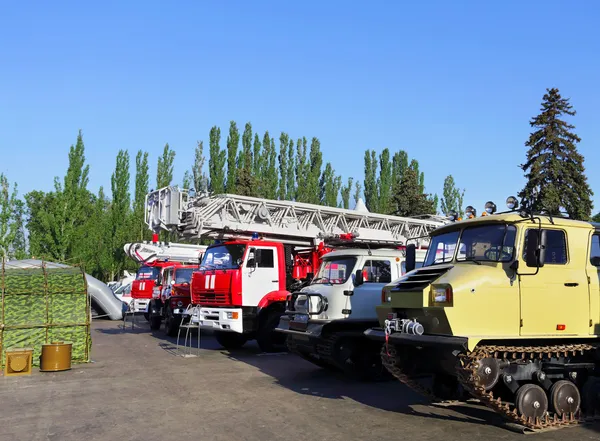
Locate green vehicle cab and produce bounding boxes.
[365,197,600,431]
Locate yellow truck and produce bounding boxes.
[365,197,600,430]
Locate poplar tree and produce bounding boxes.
[363,150,378,212]
[226,121,240,193]
[286,138,295,200]
[133,150,149,241]
[252,134,263,197]
[209,126,226,194]
[110,150,131,279]
[236,122,254,196]
[278,132,289,200]
[192,141,207,192]
[519,88,593,220]
[340,177,353,209]
[156,143,175,188]
[261,131,278,200]
[305,138,323,204]
[440,175,465,217]
[295,137,309,202]
[377,148,392,214]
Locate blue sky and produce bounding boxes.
[1,0,599,215]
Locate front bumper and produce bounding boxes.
[126,299,150,313]
[275,315,328,339]
[190,307,244,333]
[364,328,468,350]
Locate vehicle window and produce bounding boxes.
[591,234,600,267]
[523,229,568,265]
[312,257,357,285]
[457,224,516,263]
[175,268,193,283]
[201,244,246,269]
[123,284,131,294]
[362,260,391,283]
[401,261,424,275]
[424,231,460,266]
[256,249,274,268]
[136,266,160,280]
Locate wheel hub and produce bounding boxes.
[551,380,581,416]
[515,384,548,420]
[476,358,500,391]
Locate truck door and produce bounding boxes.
[590,233,600,334]
[161,268,173,302]
[519,228,589,336]
[351,259,392,320]
[243,246,279,305]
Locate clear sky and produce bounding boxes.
[1,0,599,215]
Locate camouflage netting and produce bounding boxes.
[1,262,91,368]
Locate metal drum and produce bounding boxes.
[40,341,72,372]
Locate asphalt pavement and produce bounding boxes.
[2,319,600,441]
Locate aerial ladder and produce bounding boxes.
[144,186,446,351]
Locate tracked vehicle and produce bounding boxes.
[365,197,600,430]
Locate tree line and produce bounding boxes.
[0,87,597,281]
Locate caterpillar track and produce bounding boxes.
[382,342,600,432]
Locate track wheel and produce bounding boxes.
[581,377,600,414]
[475,358,500,391]
[515,384,548,422]
[550,380,580,417]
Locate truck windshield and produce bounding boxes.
[312,257,357,285]
[200,244,246,270]
[136,266,160,280]
[174,268,193,283]
[424,224,517,266]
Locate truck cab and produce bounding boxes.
[277,247,426,379]
[190,239,296,352]
[148,264,196,336]
[130,265,162,315]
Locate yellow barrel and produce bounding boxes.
[40,341,72,372]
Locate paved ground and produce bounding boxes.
[2,319,600,441]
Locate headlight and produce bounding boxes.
[430,285,453,306]
[226,311,239,320]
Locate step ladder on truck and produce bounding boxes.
[144,186,446,354]
[123,239,206,333]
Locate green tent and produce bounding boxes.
[1,261,91,368]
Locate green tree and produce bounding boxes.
[340,177,353,209]
[182,171,192,189]
[440,175,465,217]
[11,198,27,259]
[363,150,378,212]
[0,174,24,260]
[305,138,323,204]
[236,122,254,196]
[226,121,240,193]
[286,138,295,200]
[156,143,176,188]
[261,131,278,200]
[109,150,131,279]
[593,212,600,223]
[392,161,436,217]
[192,141,207,192]
[295,137,309,202]
[377,148,392,214]
[319,162,340,207]
[278,132,289,200]
[353,181,362,207]
[87,187,112,280]
[519,88,593,220]
[252,134,263,197]
[132,150,150,241]
[209,126,226,193]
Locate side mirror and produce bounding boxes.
[405,244,416,273]
[170,279,175,285]
[525,230,546,268]
[354,269,364,286]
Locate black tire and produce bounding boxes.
[143,313,149,321]
[256,310,286,353]
[164,307,181,337]
[215,331,248,349]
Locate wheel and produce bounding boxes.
[149,314,161,330]
[515,383,548,421]
[550,380,580,417]
[256,310,286,353]
[215,331,248,349]
[475,358,500,391]
[143,313,149,321]
[581,377,600,414]
[164,306,182,337]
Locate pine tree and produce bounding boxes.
[392,162,436,217]
[363,150,378,212]
[519,88,593,220]
[110,150,131,280]
[156,143,176,188]
[278,132,289,200]
[440,175,465,216]
[209,126,226,194]
[340,177,353,209]
[226,121,240,193]
[133,150,150,241]
[192,141,207,192]
[377,148,392,214]
[286,138,295,200]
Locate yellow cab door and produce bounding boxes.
[519,227,590,336]
[590,232,600,334]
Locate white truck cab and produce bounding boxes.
[277,247,426,379]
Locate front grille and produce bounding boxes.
[193,291,231,305]
[392,265,452,291]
